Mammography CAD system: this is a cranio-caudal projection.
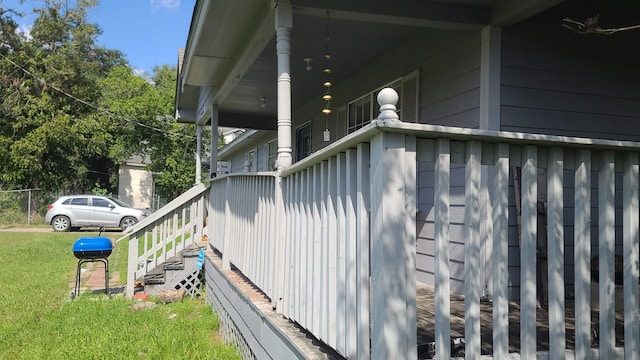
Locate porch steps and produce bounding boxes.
[140,243,206,297]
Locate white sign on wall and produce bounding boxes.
[217,161,230,175]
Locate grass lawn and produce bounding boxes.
[0,231,239,360]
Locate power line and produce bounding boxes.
[0,52,196,139]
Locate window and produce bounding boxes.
[295,123,312,161]
[69,197,89,206]
[346,71,419,134]
[92,198,112,208]
[267,139,277,171]
[347,94,372,133]
[246,149,256,172]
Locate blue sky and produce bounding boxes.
[5,0,195,75]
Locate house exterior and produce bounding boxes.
[117,154,153,209]
[159,0,640,358]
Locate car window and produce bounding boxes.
[92,198,112,208]
[109,197,132,208]
[69,197,89,206]
[62,198,72,205]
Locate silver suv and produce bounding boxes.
[45,195,151,232]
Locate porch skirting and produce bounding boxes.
[203,248,341,360]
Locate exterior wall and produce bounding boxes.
[118,164,153,209]
[219,29,484,295]
[500,7,640,141]
[215,5,640,299]
[290,30,480,156]
[419,33,481,128]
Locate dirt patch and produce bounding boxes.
[0,227,52,232]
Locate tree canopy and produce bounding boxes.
[0,0,205,201]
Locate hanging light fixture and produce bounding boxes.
[322,10,332,141]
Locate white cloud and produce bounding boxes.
[132,67,147,77]
[151,0,181,11]
[16,23,32,40]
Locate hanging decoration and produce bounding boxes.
[322,10,332,142]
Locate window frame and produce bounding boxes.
[295,122,312,162]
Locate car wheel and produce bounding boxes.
[51,216,71,232]
[120,217,138,232]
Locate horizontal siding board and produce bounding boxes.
[501,108,640,141]
[502,67,640,99]
[422,89,480,126]
[422,69,480,107]
[501,45,640,81]
[502,87,640,119]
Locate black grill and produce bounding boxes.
[72,232,112,298]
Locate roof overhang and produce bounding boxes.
[175,0,565,127]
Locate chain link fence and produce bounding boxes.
[0,189,60,226]
[0,189,170,226]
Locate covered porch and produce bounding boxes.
[198,91,640,359]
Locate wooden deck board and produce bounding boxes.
[416,282,626,357]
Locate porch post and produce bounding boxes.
[479,25,501,299]
[195,124,203,184]
[207,104,219,249]
[370,89,417,359]
[275,0,293,169]
[210,104,219,178]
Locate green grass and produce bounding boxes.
[0,231,239,360]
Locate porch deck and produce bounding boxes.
[210,249,626,359]
[415,282,625,358]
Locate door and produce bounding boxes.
[89,197,121,227]
[67,197,92,225]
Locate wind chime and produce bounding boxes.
[321,11,332,142]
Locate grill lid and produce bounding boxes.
[73,237,113,259]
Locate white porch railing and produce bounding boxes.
[209,173,279,298]
[122,183,209,296]
[207,90,639,359]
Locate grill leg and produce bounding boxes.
[74,260,84,298]
[99,258,110,296]
[73,258,109,297]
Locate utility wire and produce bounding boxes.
[0,52,196,139]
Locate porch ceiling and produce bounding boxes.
[175,0,564,127]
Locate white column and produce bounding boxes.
[275,0,292,169]
[479,25,501,299]
[480,25,501,131]
[210,104,219,178]
[195,124,202,184]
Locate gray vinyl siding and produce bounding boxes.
[414,33,482,294]
[500,11,640,141]
[497,6,639,299]
[420,35,480,128]
[229,153,247,173]
[416,164,468,294]
[292,30,480,157]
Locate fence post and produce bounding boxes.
[27,190,32,225]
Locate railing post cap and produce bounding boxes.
[378,88,398,106]
[377,87,399,122]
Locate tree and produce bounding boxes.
[145,64,207,199]
[0,0,126,193]
[0,0,205,206]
